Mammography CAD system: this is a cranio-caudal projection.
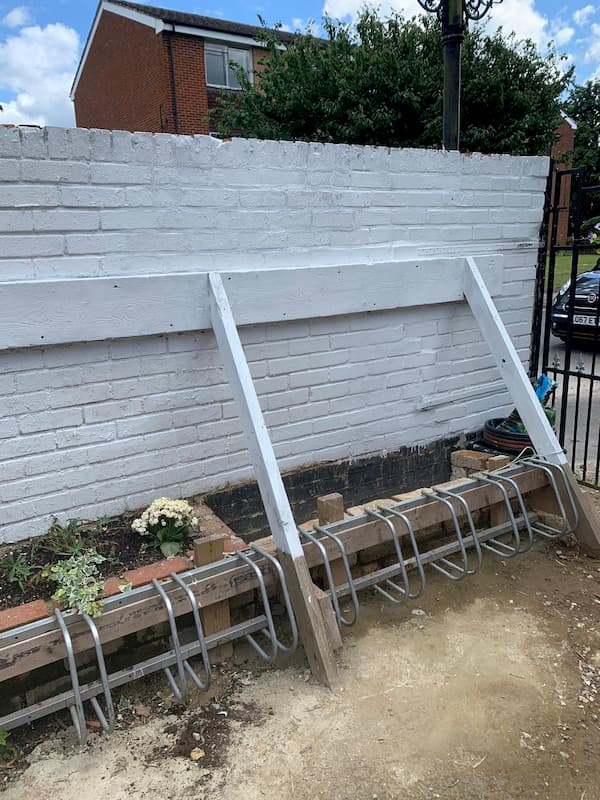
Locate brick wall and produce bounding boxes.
[74,11,174,134]
[549,118,576,247]
[0,127,549,543]
[74,14,213,136]
[169,34,209,135]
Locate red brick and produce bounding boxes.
[0,599,50,633]
[123,555,193,588]
[102,576,125,598]
[223,537,247,554]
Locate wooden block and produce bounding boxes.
[486,454,511,471]
[312,585,343,651]
[391,489,426,502]
[193,534,229,566]
[193,533,233,662]
[279,552,338,688]
[317,491,347,590]
[317,493,345,525]
[450,450,489,470]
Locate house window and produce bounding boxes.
[205,44,252,90]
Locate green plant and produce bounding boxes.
[0,730,18,765]
[0,552,38,591]
[132,498,197,557]
[216,11,570,157]
[37,516,109,558]
[37,517,86,557]
[42,550,106,617]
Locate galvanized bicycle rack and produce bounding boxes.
[0,544,298,745]
[300,459,578,629]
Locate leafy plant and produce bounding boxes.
[36,517,86,557]
[0,730,18,765]
[216,11,570,157]
[0,552,38,591]
[42,550,106,617]
[132,498,197,557]
[37,516,109,558]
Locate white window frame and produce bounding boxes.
[205,42,253,91]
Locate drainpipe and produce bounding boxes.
[166,23,180,134]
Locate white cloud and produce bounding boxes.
[280,16,323,35]
[553,25,575,46]
[322,0,550,46]
[322,0,423,22]
[1,6,33,28]
[573,4,596,27]
[481,0,548,46]
[0,22,79,127]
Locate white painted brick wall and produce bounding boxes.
[0,127,549,543]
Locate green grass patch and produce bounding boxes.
[548,253,599,289]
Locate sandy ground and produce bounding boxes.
[2,536,600,800]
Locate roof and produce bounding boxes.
[108,0,298,43]
[560,111,578,131]
[71,0,300,99]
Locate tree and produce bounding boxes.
[564,81,600,223]
[216,11,571,157]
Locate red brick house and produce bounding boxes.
[71,0,295,135]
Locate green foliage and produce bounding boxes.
[582,216,600,236]
[0,730,18,765]
[37,516,109,558]
[42,550,106,617]
[564,81,600,221]
[216,11,571,156]
[0,552,38,591]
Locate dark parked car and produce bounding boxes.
[551,261,600,342]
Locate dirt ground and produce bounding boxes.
[3,535,600,800]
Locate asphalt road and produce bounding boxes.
[546,332,600,483]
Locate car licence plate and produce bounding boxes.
[573,314,600,326]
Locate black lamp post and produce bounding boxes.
[416,0,501,151]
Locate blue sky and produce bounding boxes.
[0,0,598,127]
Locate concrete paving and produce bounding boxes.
[547,333,600,483]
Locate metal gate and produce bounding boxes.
[530,165,600,486]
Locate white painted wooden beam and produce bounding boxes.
[208,271,338,686]
[0,255,503,350]
[464,255,600,557]
[463,256,565,466]
[207,272,304,559]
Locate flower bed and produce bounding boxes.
[0,498,245,633]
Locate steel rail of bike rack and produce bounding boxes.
[421,488,482,580]
[521,457,579,537]
[464,475,523,558]
[362,508,426,605]
[478,472,534,554]
[237,545,299,661]
[250,542,299,654]
[299,526,359,626]
[301,462,578,626]
[381,505,427,600]
[152,572,212,699]
[82,613,116,734]
[330,515,539,601]
[54,608,87,745]
[0,550,298,738]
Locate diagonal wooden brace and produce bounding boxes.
[464,256,600,557]
[208,272,338,687]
